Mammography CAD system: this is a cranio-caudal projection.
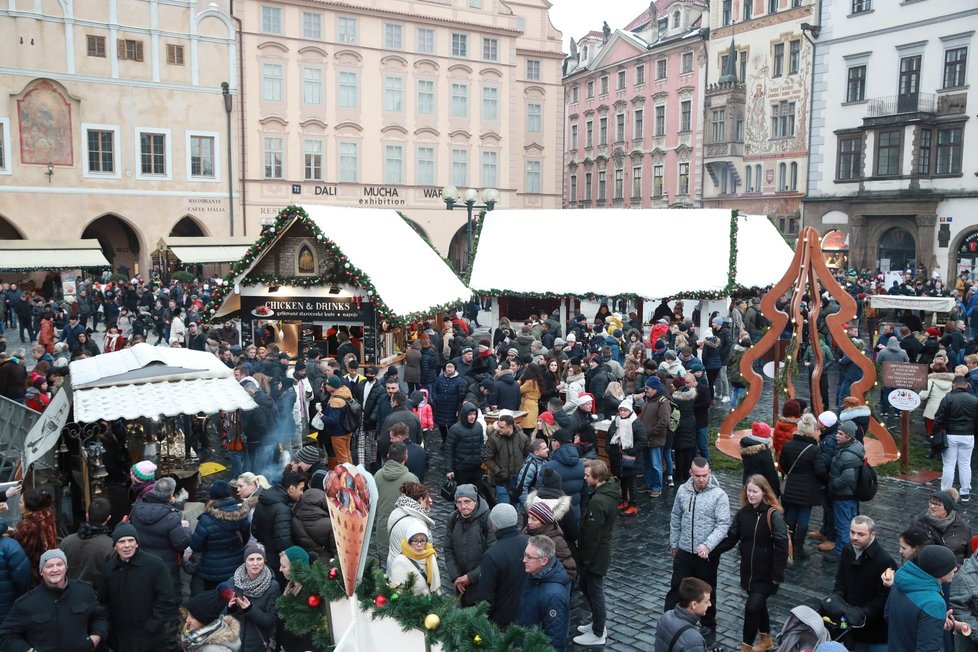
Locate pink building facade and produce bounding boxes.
[562,1,709,209]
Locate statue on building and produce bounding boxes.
[649,0,658,25]
[569,37,578,60]
[602,21,611,43]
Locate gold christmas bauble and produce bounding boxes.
[424,614,441,631]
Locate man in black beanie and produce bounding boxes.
[888,544,968,649]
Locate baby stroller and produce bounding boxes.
[774,605,831,651]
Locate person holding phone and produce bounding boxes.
[228,542,281,652]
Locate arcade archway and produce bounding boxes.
[169,215,209,237]
[878,226,916,272]
[82,214,143,276]
[0,214,25,239]
[447,225,468,273]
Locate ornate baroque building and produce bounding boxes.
[702,0,816,234]
[562,0,709,209]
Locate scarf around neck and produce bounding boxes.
[399,538,437,588]
[233,564,274,597]
[182,616,227,649]
[610,413,637,450]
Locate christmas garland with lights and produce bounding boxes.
[465,209,744,301]
[277,558,556,652]
[199,205,468,326]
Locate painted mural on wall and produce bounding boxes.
[744,45,810,157]
[17,81,73,166]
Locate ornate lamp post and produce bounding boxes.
[441,186,499,270]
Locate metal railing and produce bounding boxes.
[867,93,936,117]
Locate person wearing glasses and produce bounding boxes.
[517,535,570,652]
[389,526,440,595]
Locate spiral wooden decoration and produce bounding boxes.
[720,227,897,461]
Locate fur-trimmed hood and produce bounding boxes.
[205,497,251,523]
[525,491,572,521]
[671,386,697,403]
[187,615,241,651]
[839,405,871,421]
[740,436,772,456]
[927,371,955,383]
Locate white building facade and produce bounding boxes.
[804,0,978,278]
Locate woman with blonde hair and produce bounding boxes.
[713,475,789,652]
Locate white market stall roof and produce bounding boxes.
[302,205,470,316]
[468,209,794,298]
[69,343,256,422]
[162,237,254,264]
[870,295,955,312]
[0,239,111,271]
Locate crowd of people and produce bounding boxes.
[5,266,978,651]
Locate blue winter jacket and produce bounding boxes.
[885,561,947,652]
[129,493,192,571]
[542,445,585,522]
[432,372,465,426]
[517,557,570,652]
[0,536,30,622]
[189,498,251,583]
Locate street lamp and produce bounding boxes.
[441,185,498,271]
[221,81,234,236]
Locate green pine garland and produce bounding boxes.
[199,205,468,326]
[277,558,555,652]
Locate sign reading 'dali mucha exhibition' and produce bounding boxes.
[239,296,370,322]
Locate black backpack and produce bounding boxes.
[854,457,878,502]
[341,396,363,433]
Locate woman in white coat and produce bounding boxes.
[920,359,955,436]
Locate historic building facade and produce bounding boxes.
[701,0,816,234]
[803,0,977,278]
[0,0,237,274]
[562,1,709,209]
[239,0,564,263]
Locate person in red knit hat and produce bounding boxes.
[739,422,781,497]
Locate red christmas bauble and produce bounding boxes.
[307,595,321,608]
[328,567,338,580]
[374,595,388,607]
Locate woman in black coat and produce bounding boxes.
[670,375,698,486]
[740,421,781,499]
[228,543,281,652]
[432,362,465,444]
[606,396,648,515]
[713,474,789,652]
[778,413,827,559]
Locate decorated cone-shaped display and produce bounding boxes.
[325,463,377,597]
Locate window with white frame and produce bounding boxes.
[585,120,593,147]
[470,0,482,7]
[304,139,323,180]
[451,148,468,186]
[303,67,323,104]
[84,125,118,176]
[746,164,753,192]
[678,162,689,194]
[682,52,693,74]
[261,6,282,34]
[137,128,170,178]
[634,109,644,138]
[339,142,358,182]
[615,113,625,141]
[525,160,541,193]
[600,76,609,94]
[189,133,216,179]
[789,161,798,190]
[614,168,623,198]
[262,63,283,101]
[417,79,435,115]
[302,12,322,39]
[944,47,968,89]
[451,83,468,118]
[585,172,592,200]
[526,59,541,80]
[617,70,626,90]
[773,43,784,77]
[570,174,578,201]
[416,146,435,185]
[778,162,787,189]
[636,64,646,85]
[851,0,871,13]
[655,105,665,136]
[680,100,691,132]
[572,85,579,103]
[653,165,663,196]
[936,126,963,175]
[383,77,404,112]
[482,87,499,120]
[771,101,795,139]
[384,145,403,184]
[587,80,594,98]
[632,165,642,198]
[570,123,579,148]
[0,118,8,174]
[846,65,866,102]
[789,40,800,75]
[656,59,667,80]
[711,108,725,142]
[338,71,358,107]
[263,136,284,179]
[481,150,497,187]
[527,103,542,133]
[385,24,403,49]
[338,17,357,44]
[483,38,498,61]
[417,28,435,54]
[452,33,468,57]
[599,117,608,145]
[598,170,606,200]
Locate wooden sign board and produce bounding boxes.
[881,362,929,391]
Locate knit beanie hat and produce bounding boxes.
[131,460,157,482]
[916,544,957,579]
[282,545,312,566]
[243,541,266,561]
[541,468,562,490]
[326,375,343,389]
[489,503,518,530]
[751,422,772,438]
[208,479,233,501]
[112,523,139,545]
[454,484,478,502]
[837,421,858,439]
[528,501,556,525]
[295,444,321,465]
[817,411,838,428]
[645,376,665,392]
[933,490,957,514]
[185,590,226,625]
[39,548,67,572]
[796,413,819,437]
[538,412,555,425]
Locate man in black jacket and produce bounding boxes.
[379,392,422,459]
[97,524,178,652]
[357,365,385,470]
[831,515,896,649]
[477,503,528,628]
[252,471,305,580]
[934,376,978,502]
[0,549,108,651]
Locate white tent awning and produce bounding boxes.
[168,245,252,264]
[0,240,110,270]
[869,295,955,312]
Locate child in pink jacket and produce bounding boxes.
[412,389,435,431]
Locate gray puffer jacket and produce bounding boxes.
[669,475,731,554]
[828,439,865,499]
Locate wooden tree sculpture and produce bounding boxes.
[720,227,898,462]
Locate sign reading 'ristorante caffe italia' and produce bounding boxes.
[240,296,370,322]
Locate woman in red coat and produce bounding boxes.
[772,398,802,458]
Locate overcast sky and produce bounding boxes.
[548,0,650,51]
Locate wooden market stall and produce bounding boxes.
[202,205,471,366]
